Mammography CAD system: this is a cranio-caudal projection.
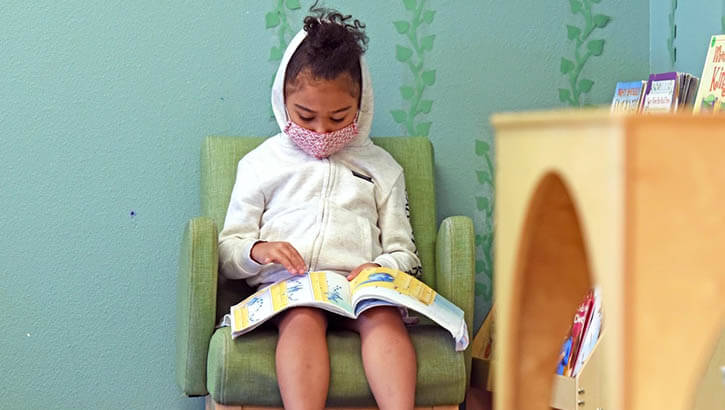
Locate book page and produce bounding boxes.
[308,271,354,314]
[349,267,469,351]
[228,272,354,336]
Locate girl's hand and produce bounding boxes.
[251,241,307,275]
[347,263,381,281]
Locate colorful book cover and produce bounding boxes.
[556,336,573,376]
[693,35,725,113]
[572,287,603,376]
[610,81,645,113]
[642,72,680,113]
[563,290,594,377]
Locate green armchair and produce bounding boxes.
[176,136,475,409]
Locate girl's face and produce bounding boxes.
[285,73,359,134]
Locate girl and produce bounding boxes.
[219,6,422,409]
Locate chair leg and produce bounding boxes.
[205,397,459,410]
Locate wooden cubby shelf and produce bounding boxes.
[490,110,725,410]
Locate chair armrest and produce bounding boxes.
[435,215,475,385]
[176,217,218,396]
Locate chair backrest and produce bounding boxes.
[201,136,437,317]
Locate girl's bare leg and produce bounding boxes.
[345,306,417,410]
[275,307,329,410]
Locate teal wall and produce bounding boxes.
[650,0,725,74]
[1,1,649,408]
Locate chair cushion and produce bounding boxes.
[206,325,466,407]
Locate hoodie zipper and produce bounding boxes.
[309,159,334,271]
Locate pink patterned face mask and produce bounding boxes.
[284,115,359,159]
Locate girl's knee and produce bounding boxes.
[277,307,328,333]
[360,305,401,320]
[357,306,405,332]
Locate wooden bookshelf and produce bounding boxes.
[490,110,725,410]
[549,331,606,409]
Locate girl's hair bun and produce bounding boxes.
[285,5,368,98]
[302,7,368,54]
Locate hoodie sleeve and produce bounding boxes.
[218,157,265,279]
[373,173,423,278]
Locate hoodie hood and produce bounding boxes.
[271,29,374,146]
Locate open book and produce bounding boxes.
[225,267,469,351]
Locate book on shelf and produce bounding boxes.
[682,73,700,108]
[610,81,646,113]
[610,73,698,114]
[556,336,573,376]
[555,287,603,377]
[222,267,469,351]
[563,290,594,376]
[641,71,699,113]
[693,34,725,113]
[572,287,602,376]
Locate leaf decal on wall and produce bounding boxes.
[587,39,605,55]
[667,0,677,66]
[420,34,436,51]
[567,25,582,40]
[394,21,410,34]
[391,109,408,124]
[579,78,594,92]
[286,0,301,10]
[561,58,575,74]
[396,45,414,62]
[592,14,610,28]
[403,0,417,11]
[266,12,281,29]
[418,99,433,114]
[400,86,415,100]
[266,0,305,120]
[390,0,436,137]
[559,0,612,106]
[474,138,494,313]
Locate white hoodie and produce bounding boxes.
[218,29,422,287]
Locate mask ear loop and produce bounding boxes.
[352,112,360,133]
[283,107,295,134]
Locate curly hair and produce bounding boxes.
[284,5,368,99]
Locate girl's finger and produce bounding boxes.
[277,254,298,275]
[277,247,305,274]
[280,243,306,274]
[347,268,360,281]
